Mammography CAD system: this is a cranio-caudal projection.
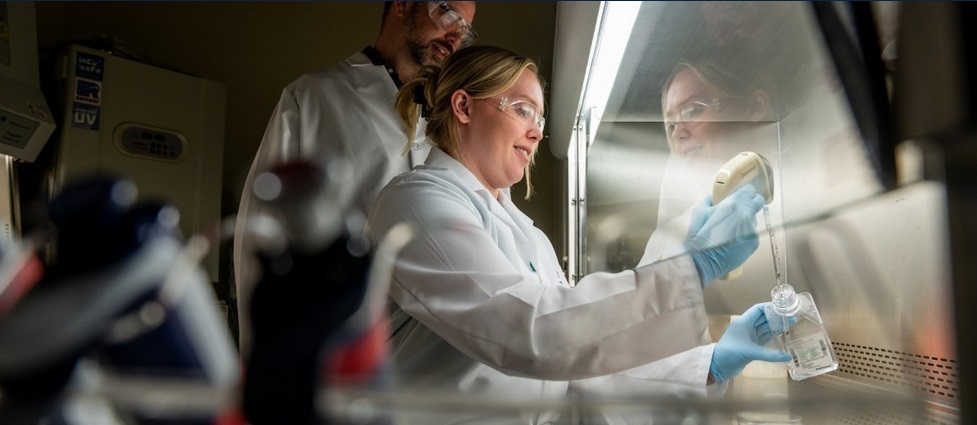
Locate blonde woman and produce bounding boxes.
[368,45,788,423]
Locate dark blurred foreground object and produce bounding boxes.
[0,175,238,424]
[241,159,395,425]
[243,233,375,425]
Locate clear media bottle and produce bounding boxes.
[770,284,839,380]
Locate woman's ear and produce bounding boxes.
[748,90,771,121]
[451,89,472,124]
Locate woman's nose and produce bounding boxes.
[670,122,690,140]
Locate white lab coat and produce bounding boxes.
[368,148,717,425]
[639,153,713,268]
[234,51,429,356]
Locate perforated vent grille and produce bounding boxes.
[833,342,958,402]
[784,341,958,425]
[791,377,955,425]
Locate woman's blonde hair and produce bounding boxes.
[395,45,544,199]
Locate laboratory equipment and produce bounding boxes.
[0,2,56,163]
[769,284,839,381]
[240,159,383,425]
[0,2,57,245]
[713,152,774,206]
[551,1,956,423]
[712,151,774,279]
[0,175,238,424]
[47,43,225,285]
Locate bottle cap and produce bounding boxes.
[771,284,799,312]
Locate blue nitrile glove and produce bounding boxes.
[685,184,764,287]
[710,302,793,383]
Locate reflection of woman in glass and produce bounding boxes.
[639,47,778,268]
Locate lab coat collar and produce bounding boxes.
[345,50,428,165]
[423,150,543,278]
[345,50,375,68]
[361,46,404,88]
[425,147,514,201]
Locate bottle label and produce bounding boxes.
[785,333,834,372]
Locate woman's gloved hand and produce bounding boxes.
[710,302,793,383]
[685,184,764,287]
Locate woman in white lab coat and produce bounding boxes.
[367,45,789,424]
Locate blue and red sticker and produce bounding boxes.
[72,52,104,130]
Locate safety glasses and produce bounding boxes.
[428,1,478,48]
[663,98,727,135]
[491,96,545,133]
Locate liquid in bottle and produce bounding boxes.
[770,284,839,380]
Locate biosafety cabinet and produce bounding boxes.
[550,2,974,424]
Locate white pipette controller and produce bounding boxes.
[712,151,774,280]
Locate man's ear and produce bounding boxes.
[451,89,472,124]
[749,90,771,121]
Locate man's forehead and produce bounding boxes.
[451,1,477,22]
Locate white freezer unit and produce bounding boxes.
[50,44,225,283]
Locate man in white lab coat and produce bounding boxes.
[233,1,477,357]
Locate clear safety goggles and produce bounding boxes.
[663,98,726,135]
[428,1,478,48]
[493,96,545,133]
